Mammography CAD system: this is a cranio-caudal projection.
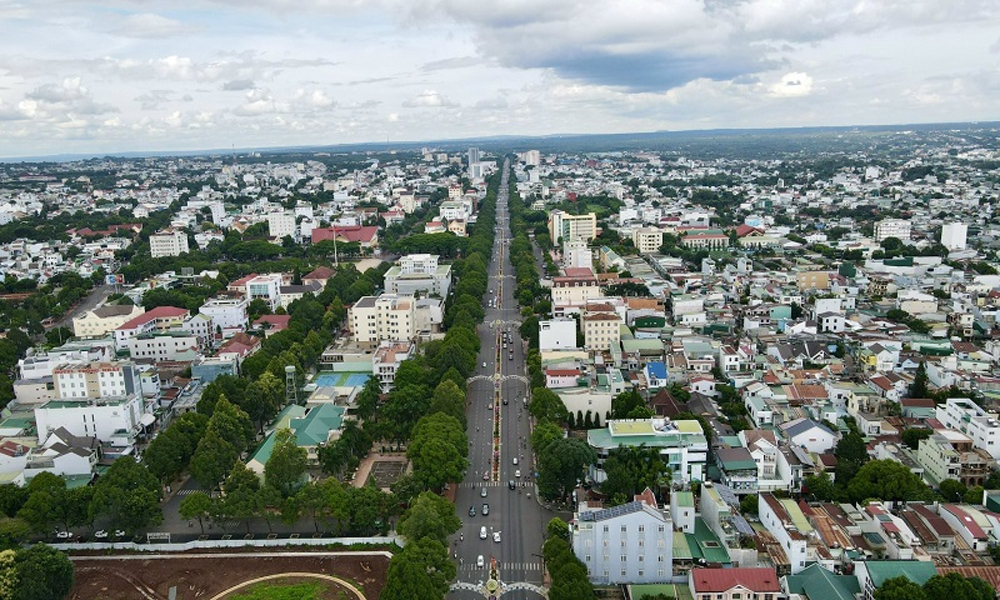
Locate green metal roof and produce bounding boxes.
[290,403,345,447]
[686,518,731,564]
[786,564,861,600]
[864,560,938,588]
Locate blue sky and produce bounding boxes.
[0,0,998,157]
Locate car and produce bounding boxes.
[515,469,521,478]
[94,530,109,539]
[513,457,519,465]
[54,530,73,539]
[493,531,501,543]
[113,530,125,538]
[483,471,489,481]
[508,354,513,360]
[469,505,476,517]
[479,526,488,540]
[482,503,489,515]
[477,554,485,568]
[502,342,507,348]
[480,487,488,498]
[502,398,508,405]
[508,479,516,490]
[482,362,487,368]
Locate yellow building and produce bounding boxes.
[795,271,830,291]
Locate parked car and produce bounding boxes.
[493,531,501,543]
[482,503,489,516]
[477,554,485,568]
[479,526,487,540]
[480,487,487,498]
[515,469,521,478]
[469,506,476,517]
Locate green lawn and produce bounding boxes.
[228,581,326,600]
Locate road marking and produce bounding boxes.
[174,489,199,496]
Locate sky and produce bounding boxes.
[1,0,999,158]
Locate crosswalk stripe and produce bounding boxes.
[458,562,542,572]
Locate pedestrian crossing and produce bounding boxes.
[175,489,199,496]
[458,481,504,488]
[458,561,542,572]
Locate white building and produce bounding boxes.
[539,318,578,351]
[246,274,283,311]
[941,222,968,251]
[52,361,141,400]
[149,228,190,258]
[563,240,593,270]
[549,210,598,243]
[588,419,708,483]
[200,296,250,335]
[128,333,200,362]
[936,397,1000,459]
[34,394,146,448]
[267,212,297,240]
[874,219,912,243]
[372,341,414,392]
[571,489,673,584]
[384,254,452,297]
[349,294,416,346]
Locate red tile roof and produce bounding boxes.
[690,567,781,593]
[546,369,581,377]
[253,315,292,330]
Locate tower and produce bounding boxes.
[285,365,297,405]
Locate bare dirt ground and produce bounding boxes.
[69,551,389,600]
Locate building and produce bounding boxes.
[52,361,141,400]
[935,398,1000,459]
[688,567,781,600]
[563,239,593,269]
[247,403,346,474]
[383,254,453,297]
[552,273,601,308]
[917,431,993,487]
[940,222,968,251]
[681,230,729,249]
[853,560,937,600]
[266,212,297,240]
[113,306,191,351]
[758,493,810,574]
[245,274,283,311]
[72,304,145,338]
[372,341,414,392]
[632,227,664,254]
[795,271,830,291]
[349,294,415,346]
[588,419,708,483]
[874,218,911,242]
[128,332,200,362]
[548,210,598,243]
[200,296,250,335]
[539,318,578,351]
[34,394,146,448]
[278,282,322,309]
[583,311,622,351]
[311,225,379,249]
[784,564,861,600]
[571,489,673,584]
[149,227,190,258]
[216,332,261,368]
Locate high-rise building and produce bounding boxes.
[149,228,190,258]
[548,210,598,243]
[940,222,968,251]
[873,219,911,243]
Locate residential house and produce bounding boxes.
[72,304,145,338]
[779,418,838,454]
[688,567,782,600]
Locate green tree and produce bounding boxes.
[610,389,648,420]
[397,491,461,545]
[901,428,932,450]
[265,428,308,497]
[847,459,931,504]
[740,495,759,516]
[143,411,209,484]
[965,485,985,505]
[922,573,994,600]
[546,517,570,543]
[12,544,74,600]
[381,537,456,600]
[537,438,596,502]
[90,457,163,533]
[189,429,238,491]
[910,361,929,398]
[220,462,260,533]
[834,431,868,486]
[179,492,214,534]
[530,387,568,424]
[803,472,837,502]
[0,549,16,598]
[874,576,926,600]
[429,380,467,426]
[938,479,967,503]
[531,421,564,456]
[600,445,669,503]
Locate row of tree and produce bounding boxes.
[543,518,597,600]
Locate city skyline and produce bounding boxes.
[1,0,999,158]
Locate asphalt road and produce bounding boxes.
[449,162,551,597]
[46,283,116,330]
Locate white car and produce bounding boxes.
[93,530,109,539]
[480,526,488,540]
[55,530,73,539]
[513,457,519,465]
[482,362,487,368]
[515,469,521,478]
[493,531,501,543]
[477,555,485,568]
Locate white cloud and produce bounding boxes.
[111,13,198,38]
[769,72,814,97]
[402,90,457,108]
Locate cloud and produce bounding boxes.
[223,79,256,91]
[135,89,175,110]
[233,88,290,116]
[402,90,457,108]
[769,72,814,97]
[110,13,198,38]
[24,78,118,117]
[420,56,483,72]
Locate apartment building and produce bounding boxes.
[588,419,708,483]
[916,430,993,487]
[552,273,601,308]
[113,306,191,351]
[373,341,414,392]
[583,311,622,351]
[34,394,146,448]
[349,294,416,346]
[758,493,810,574]
[571,489,673,584]
[874,218,911,242]
[149,227,190,258]
[563,239,593,269]
[631,227,664,254]
[539,318,578,351]
[940,222,968,250]
[52,361,141,400]
[266,212,297,240]
[128,332,201,362]
[200,296,250,334]
[549,210,598,243]
[935,398,1000,459]
[246,274,284,311]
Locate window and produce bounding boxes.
[638,525,645,532]
[620,569,627,577]
[620,554,627,562]
[621,525,627,532]
[585,555,591,562]
[603,525,609,532]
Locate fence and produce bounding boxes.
[53,534,403,553]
